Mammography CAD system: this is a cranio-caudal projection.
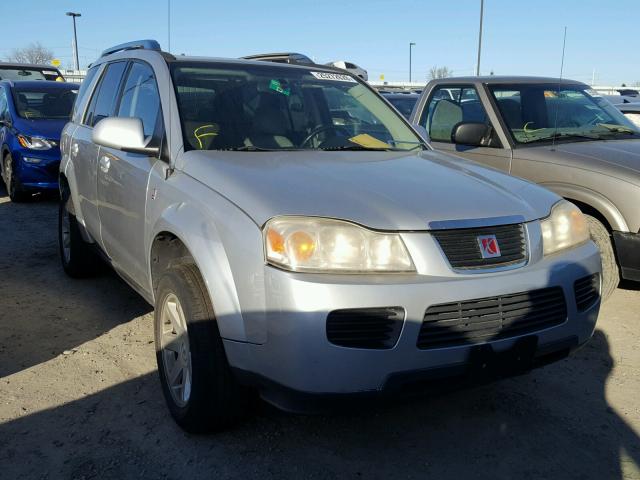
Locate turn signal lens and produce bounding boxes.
[266,228,285,255]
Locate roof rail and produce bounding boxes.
[241,52,315,66]
[101,39,161,58]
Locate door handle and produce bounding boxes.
[71,142,79,157]
[99,155,111,173]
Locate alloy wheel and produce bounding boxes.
[160,293,192,407]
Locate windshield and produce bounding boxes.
[0,66,62,81]
[385,95,419,119]
[489,84,640,144]
[171,63,423,151]
[12,87,78,120]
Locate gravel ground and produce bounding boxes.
[1,188,639,480]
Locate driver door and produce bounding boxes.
[420,85,512,172]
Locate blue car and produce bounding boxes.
[0,80,78,201]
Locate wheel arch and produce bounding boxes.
[148,206,249,342]
[540,182,628,232]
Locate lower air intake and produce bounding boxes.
[417,287,567,349]
[574,274,600,311]
[326,307,405,349]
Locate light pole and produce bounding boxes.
[475,0,484,76]
[409,42,416,83]
[66,12,81,71]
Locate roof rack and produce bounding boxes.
[101,39,161,58]
[241,52,315,66]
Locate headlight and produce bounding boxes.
[541,201,590,255]
[17,134,53,150]
[264,216,416,273]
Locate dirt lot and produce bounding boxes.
[0,187,639,480]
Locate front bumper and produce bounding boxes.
[613,231,640,282]
[14,150,60,191]
[223,242,601,409]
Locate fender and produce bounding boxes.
[148,199,266,344]
[540,181,628,232]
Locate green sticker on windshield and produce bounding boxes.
[269,79,290,96]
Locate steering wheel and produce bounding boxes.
[300,124,350,148]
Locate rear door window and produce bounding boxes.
[84,61,127,127]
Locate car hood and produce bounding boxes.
[180,149,559,230]
[521,138,640,184]
[13,118,67,140]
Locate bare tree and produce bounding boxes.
[6,42,54,65]
[428,66,453,80]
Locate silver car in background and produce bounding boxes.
[59,41,601,432]
[325,60,368,81]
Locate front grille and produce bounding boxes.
[432,224,526,270]
[574,274,600,311]
[326,307,404,349]
[417,287,567,349]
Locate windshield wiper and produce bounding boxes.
[523,132,600,144]
[222,145,279,152]
[320,145,397,151]
[593,124,637,134]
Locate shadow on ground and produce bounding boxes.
[1,330,639,479]
[0,184,151,377]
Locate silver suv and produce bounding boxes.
[59,41,601,432]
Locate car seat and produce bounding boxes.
[244,92,294,149]
[429,99,462,142]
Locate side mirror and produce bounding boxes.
[92,117,159,156]
[411,123,430,142]
[451,122,490,147]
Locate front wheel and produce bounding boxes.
[154,263,251,433]
[4,154,29,202]
[586,215,619,301]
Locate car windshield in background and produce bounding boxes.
[489,84,640,144]
[12,87,78,120]
[0,68,51,81]
[385,95,419,119]
[171,63,423,152]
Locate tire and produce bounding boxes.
[58,187,100,277]
[586,215,619,301]
[4,153,30,202]
[154,263,251,433]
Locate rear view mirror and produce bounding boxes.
[451,122,490,147]
[92,117,159,156]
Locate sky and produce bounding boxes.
[1,0,637,86]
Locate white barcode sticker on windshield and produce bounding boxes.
[310,71,357,83]
[43,70,59,75]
